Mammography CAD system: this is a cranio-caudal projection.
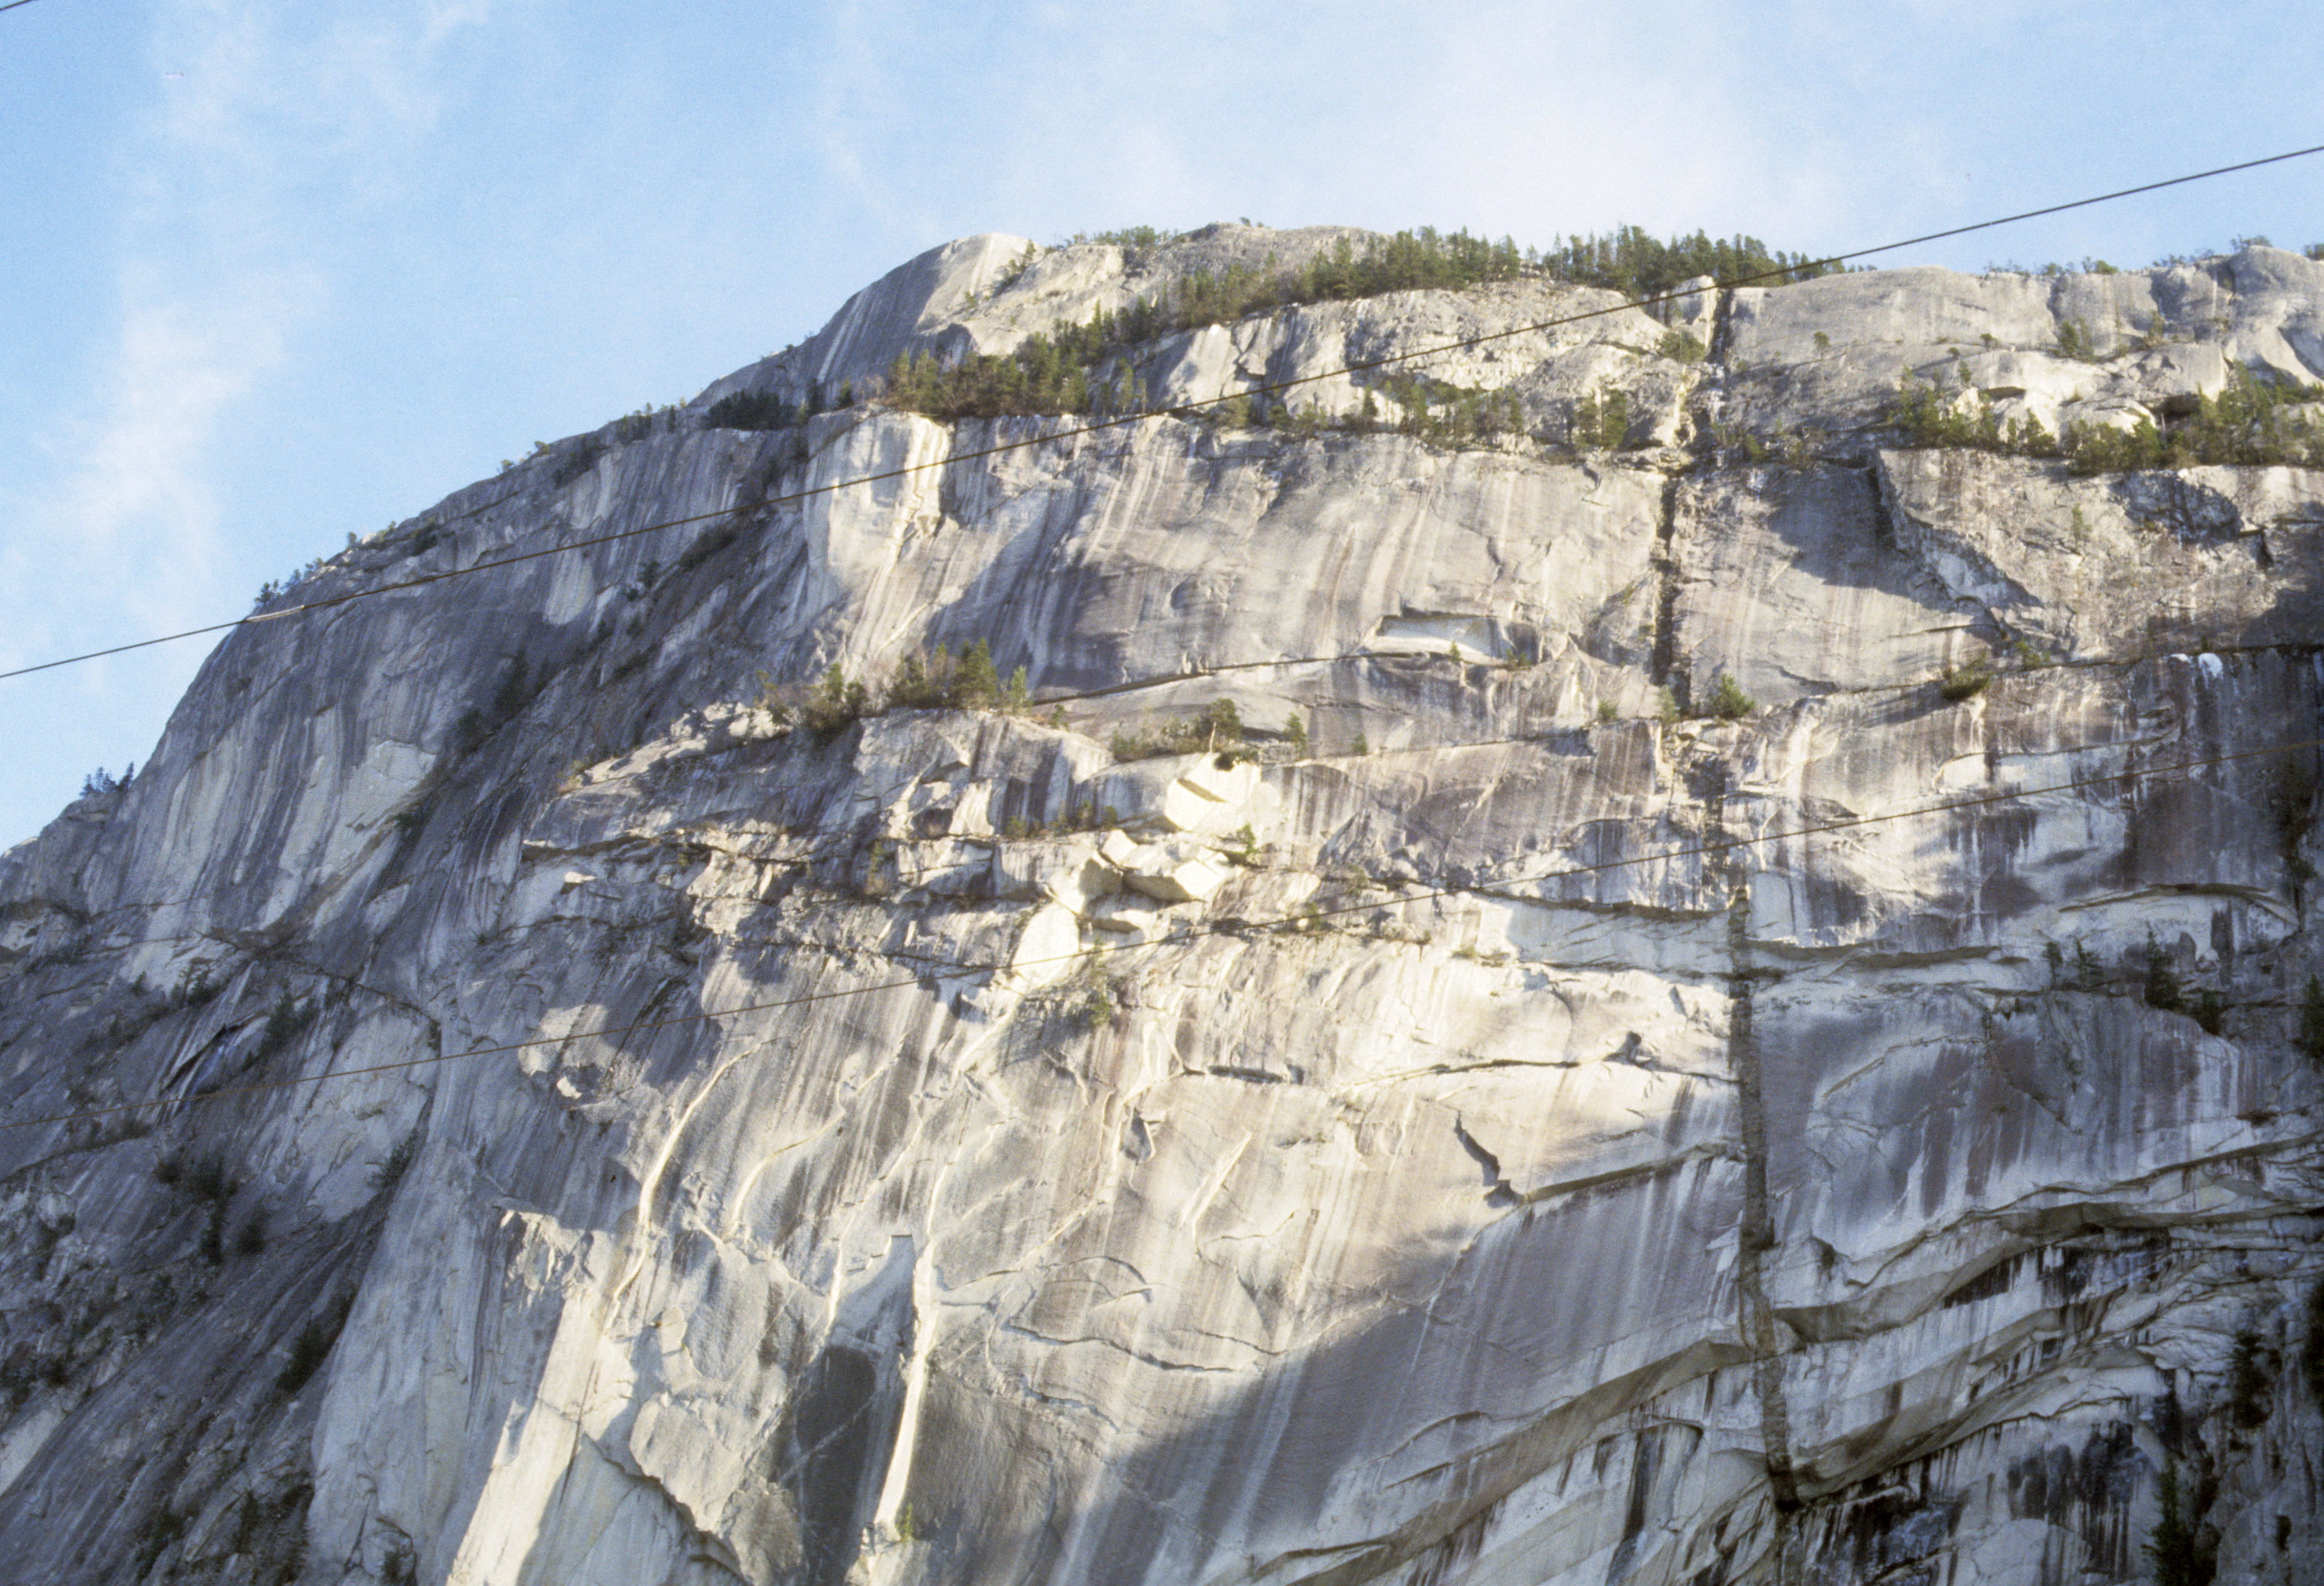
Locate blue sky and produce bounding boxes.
[2,0,2319,848]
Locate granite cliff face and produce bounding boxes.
[2,225,2323,1586]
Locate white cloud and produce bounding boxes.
[0,0,505,839]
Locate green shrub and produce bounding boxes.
[2193,988,2226,1036]
[276,1297,352,1397]
[672,522,741,577]
[277,1320,332,1395]
[235,1207,268,1257]
[371,1132,418,1193]
[1542,225,1834,298]
[2229,1330,2272,1428]
[1890,366,2324,472]
[801,666,873,737]
[774,642,1036,735]
[1706,673,1756,721]
[548,437,607,488]
[2298,976,2324,1062]
[451,652,538,755]
[886,223,1830,426]
[1066,954,1127,1030]
[1658,329,1707,363]
[1109,700,1246,761]
[887,341,1092,420]
[250,991,314,1070]
[2146,1460,2201,1586]
[705,390,800,430]
[1572,384,1631,450]
[1284,712,1309,757]
[489,652,531,720]
[1938,658,1995,701]
[2304,1278,2324,1404]
[1889,373,2058,456]
[2143,937,2188,1014]
[184,1154,235,1204]
[1597,700,1619,723]
[1377,373,1528,448]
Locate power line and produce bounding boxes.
[5,140,2320,686]
[0,1,46,14]
[8,731,2314,1134]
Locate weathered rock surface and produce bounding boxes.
[2,232,2322,1586]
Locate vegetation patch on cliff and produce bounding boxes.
[877,223,1829,428]
[1889,365,2324,472]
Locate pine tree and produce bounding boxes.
[2146,1460,2199,1586]
[1600,387,1630,449]
[2144,936,2188,1014]
[886,654,933,710]
[804,665,860,735]
[1201,699,1243,745]
[1707,672,1755,721]
[955,639,1001,707]
[2299,975,2324,1062]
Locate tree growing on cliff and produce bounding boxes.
[2298,976,2324,1063]
[1571,385,1630,451]
[803,666,871,736]
[2142,935,2188,1015]
[1706,673,1756,721]
[2144,1459,2203,1586]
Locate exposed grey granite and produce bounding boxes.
[1,234,2321,1586]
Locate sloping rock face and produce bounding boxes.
[2,232,2322,1586]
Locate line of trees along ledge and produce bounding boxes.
[706,224,1826,430]
[1889,364,2324,472]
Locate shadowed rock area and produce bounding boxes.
[2,229,2322,1585]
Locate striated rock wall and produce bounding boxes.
[2,231,2322,1586]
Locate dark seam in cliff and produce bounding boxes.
[1710,759,1803,1584]
[1706,284,1737,367]
[1649,473,1686,710]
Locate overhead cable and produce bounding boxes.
[5,141,2321,685]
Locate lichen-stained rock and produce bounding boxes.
[2,232,2322,1586]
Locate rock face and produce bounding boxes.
[2,230,2322,1586]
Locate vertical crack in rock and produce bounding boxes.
[1649,474,1686,710]
[1705,283,1736,366]
[1712,765,1803,1585]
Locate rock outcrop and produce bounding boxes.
[2,229,2322,1586]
